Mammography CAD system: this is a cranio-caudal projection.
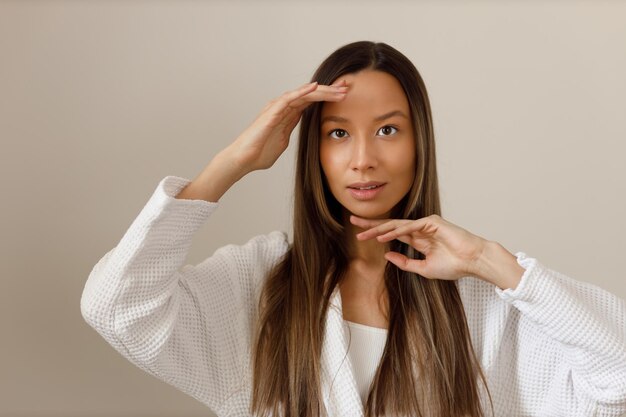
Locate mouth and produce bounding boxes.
[347,182,386,190]
[347,184,386,200]
[348,185,383,190]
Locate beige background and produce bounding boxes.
[1,1,625,416]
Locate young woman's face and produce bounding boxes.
[320,69,416,220]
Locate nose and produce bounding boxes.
[349,135,378,172]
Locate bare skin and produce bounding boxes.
[175,80,349,202]
[340,262,390,329]
[177,75,523,331]
[320,70,417,329]
[322,71,524,328]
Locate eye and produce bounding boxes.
[327,126,399,140]
[328,129,348,140]
[378,125,398,136]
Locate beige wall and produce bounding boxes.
[1,1,625,416]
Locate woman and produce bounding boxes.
[80,41,626,417]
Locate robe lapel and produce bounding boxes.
[456,276,511,374]
[320,286,365,416]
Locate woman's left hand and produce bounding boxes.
[350,214,489,281]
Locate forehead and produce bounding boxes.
[321,70,409,120]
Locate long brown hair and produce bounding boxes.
[251,40,494,417]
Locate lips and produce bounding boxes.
[348,183,386,200]
[348,181,386,189]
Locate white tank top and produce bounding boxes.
[342,319,388,406]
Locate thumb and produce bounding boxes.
[385,251,426,275]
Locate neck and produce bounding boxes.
[341,211,389,297]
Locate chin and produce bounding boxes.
[344,205,393,220]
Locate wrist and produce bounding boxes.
[473,241,525,290]
[182,148,248,202]
[217,146,251,182]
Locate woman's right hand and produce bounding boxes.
[228,79,349,173]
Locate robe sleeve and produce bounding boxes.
[80,175,289,414]
[493,252,626,416]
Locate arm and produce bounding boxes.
[175,146,246,203]
[464,249,626,416]
[81,81,347,412]
[80,172,289,413]
[479,248,626,416]
[472,241,525,290]
[350,214,626,415]
[445,232,626,415]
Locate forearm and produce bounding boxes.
[175,146,249,203]
[473,241,525,290]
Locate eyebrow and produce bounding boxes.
[321,110,408,125]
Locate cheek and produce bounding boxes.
[390,144,416,184]
[319,146,344,179]
[319,146,330,176]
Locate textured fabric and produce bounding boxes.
[81,175,626,417]
[342,320,388,406]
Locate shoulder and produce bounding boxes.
[182,230,291,319]
[209,230,291,287]
[214,230,290,263]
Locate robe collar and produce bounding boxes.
[320,285,364,416]
[317,277,509,416]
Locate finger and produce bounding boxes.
[281,82,319,103]
[280,90,322,127]
[350,215,392,239]
[352,216,397,240]
[290,80,349,102]
[383,233,414,248]
[288,84,348,109]
[349,214,389,229]
[380,232,432,257]
[376,218,436,242]
[283,81,347,102]
[384,251,427,275]
[273,84,347,120]
[271,82,323,114]
[355,219,412,241]
[258,83,316,118]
